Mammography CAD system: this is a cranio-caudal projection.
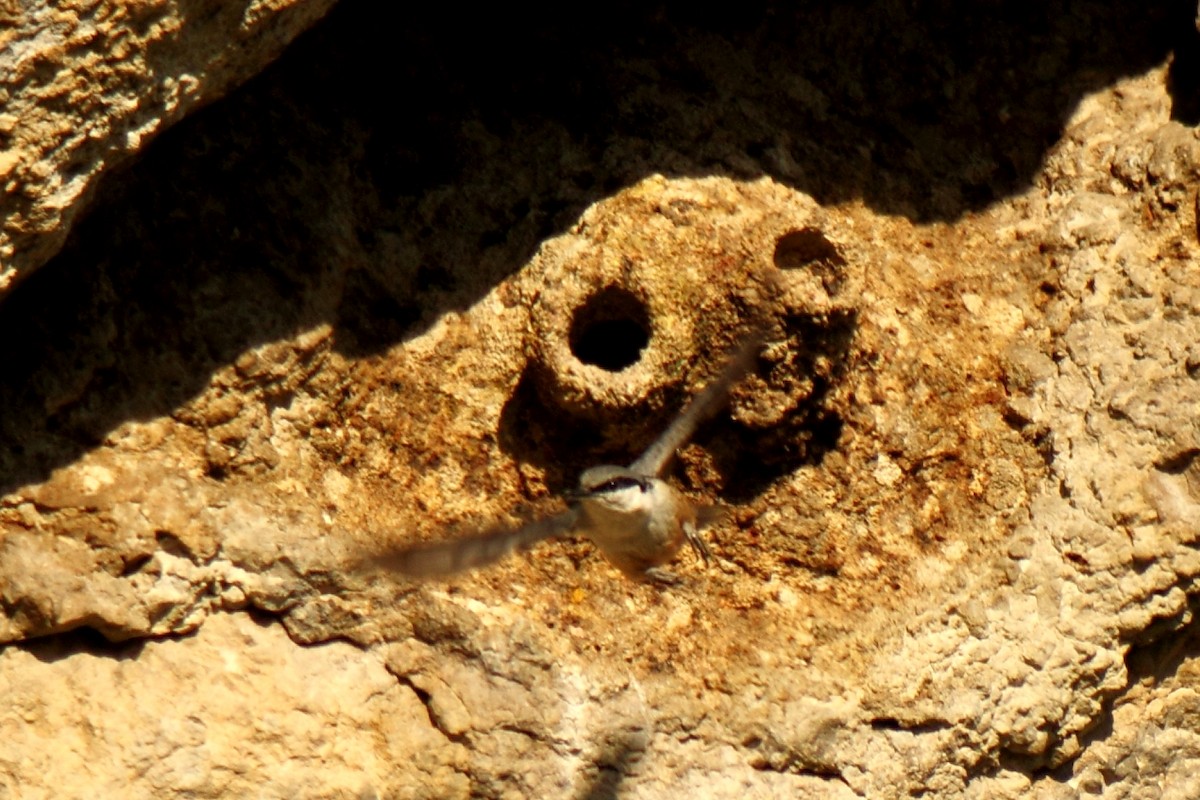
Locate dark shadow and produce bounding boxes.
[1167,3,1200,123]
[0,0,1193,497]
[1123,596,1200,674]
[497,368,611,496]
[12,625,151,664]
[575,729,649,800]
[717,308,856,502]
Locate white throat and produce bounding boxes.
[593,482,656,515]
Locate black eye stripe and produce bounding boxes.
[594,476,647,493]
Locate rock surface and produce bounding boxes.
[0,0,337,296]
[2,3,1199,798]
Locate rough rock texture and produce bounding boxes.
[2,3,1200,798]
[0,0,338,295]
[0,613,464,798]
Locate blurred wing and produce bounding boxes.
[370,508,578,579]
[629,331,763,477]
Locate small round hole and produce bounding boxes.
[773,228,843,269]
[774,228,847,293]
[569,286,651,372]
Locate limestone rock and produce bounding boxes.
[0,613,467,799]
[2,4,1199,799]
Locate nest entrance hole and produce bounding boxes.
[568,286,651,372]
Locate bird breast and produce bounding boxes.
[580,480,689,565]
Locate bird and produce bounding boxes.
[373,331,763,582]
